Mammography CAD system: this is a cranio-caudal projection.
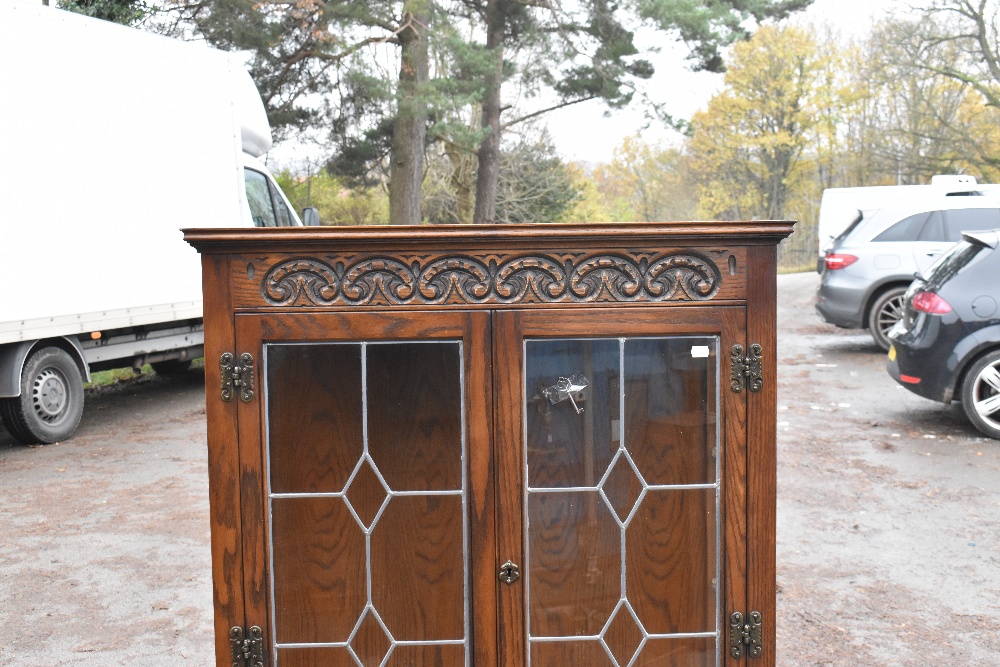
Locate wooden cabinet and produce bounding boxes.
[185,221,793,667]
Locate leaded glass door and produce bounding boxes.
[495,308,747,667]
[235,311,495,667]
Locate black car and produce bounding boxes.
[887,229,1000,439]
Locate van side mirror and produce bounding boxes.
[302,207,320,226]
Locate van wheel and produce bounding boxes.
[0,347,84,444]
[960,350,1000,440]
[867,286,907,351]
[151,359,192,376]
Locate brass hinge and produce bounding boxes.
[729,611,763,659]
[730,343,763,393]
[230,625,265,667]
[221,352,255,403]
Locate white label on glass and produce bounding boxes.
[691,345,710,358]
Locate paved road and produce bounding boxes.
[0,272,997,665]
[775,272,999,666]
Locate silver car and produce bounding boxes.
[815,200,1000,349]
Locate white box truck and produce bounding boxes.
[0,1,307,444]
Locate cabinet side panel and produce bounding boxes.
[200,254,245,665]
[746,245,778,666]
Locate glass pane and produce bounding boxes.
[531,640,613,666]
[277,647,356,667]
[245,168,277,227]
[872,212,928,242]
[268,344,363,494]
[271,497,367,644]
[634,637,716,667]
[371,495,465,641]
[368,343,463,491]
[527,491,620,637]
[267,340,468,665]
[626,489,717,634]
[624,338,716,485]
[385,645,465,666]
[526,336,719,667]
[525,339,620,488]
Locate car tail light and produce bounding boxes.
[911,291,953,314]
[824,253,858,270]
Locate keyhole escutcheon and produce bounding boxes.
[499,560,520,585]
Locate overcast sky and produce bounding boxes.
[545,0,906,163]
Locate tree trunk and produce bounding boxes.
[389,5,429,226]
[473,0,508,225]
[444,140,475,224]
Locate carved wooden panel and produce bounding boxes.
[228,248,748,309]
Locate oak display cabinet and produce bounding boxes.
[185,221,793,667]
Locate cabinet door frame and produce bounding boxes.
[494,306,748,667]
[234,309,496,667]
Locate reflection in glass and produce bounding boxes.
[266,341,468,666]
[525,336,719,667]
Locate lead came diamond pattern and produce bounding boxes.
[349,609,394,667]
[601,601,645,667]
[266,342,469,667]
[344,457,390,530]
[599,451,645,525]
[525,337,720,667]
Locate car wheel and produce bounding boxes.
[0,346,85,444]
[867,286,908,351]
[960,350,1000,440]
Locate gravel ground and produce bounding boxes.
[0,272,997,666]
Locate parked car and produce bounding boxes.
[816,200,1000,349]
[887,230,1000,439]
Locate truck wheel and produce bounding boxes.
[0,347,84,444]
[960,350,1000,440]
[151,359,192,376]
[867,286,907,351]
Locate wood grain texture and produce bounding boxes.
[187,222,793,667]
[466,311,498,667]
[367,343,463,491]
[235,316,273,653]
[183,221,795,254]
[530,639,613,666]
[634,637,716,666]
[625,489,716,634]
[370,495,466,641]
[492,311,527,667]
[277,646,356,667]
[271,497,367,643]
[746,245,778,666]
[266,343,363,494]
[385,644,466,666]
[623,338,715,486]
[722,308,748,667]
[199,254,245,666]
[527,491,621,637]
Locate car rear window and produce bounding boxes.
[872,212,930,242]
[923,240,986,289]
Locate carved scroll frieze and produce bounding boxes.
[259,251,723,307]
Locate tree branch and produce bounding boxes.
[500,95,600,130]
